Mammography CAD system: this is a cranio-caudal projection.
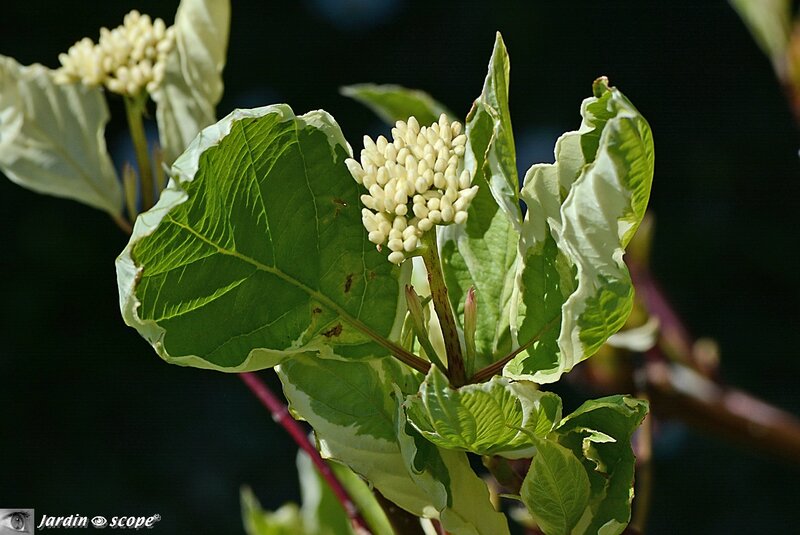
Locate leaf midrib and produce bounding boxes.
[161,213,366,331]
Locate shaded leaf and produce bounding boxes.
[0,55,121,214]
[278,356,434,517]
[280,356,510,534]
[441,32,521,373]
[521,438,591,535]
[241,486,306,535]
[730,0,792,61]
[555,396,648,535]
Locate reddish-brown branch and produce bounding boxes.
[628,259,800,465]
[239,372,372,534]
[644,355,800,465]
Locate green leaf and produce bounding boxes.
[296,451,351,535]
[730,0,792,61]
[278,356,434,517]
[396,389,511,535]
[279,356,509,534]
[440,32,522,373]
[405,366,561,458]
[465,32,522,228]
[555,396,648,535]
[117,105,407,371]
[153,0,231,165]
[340,84,455,126]
[241,486,307,535]
[506,78,655,383]
[439,183,519,373]
[242,450,391,535]
[521,438,591,535]
[326,461,394,535]
[0,55,121,215]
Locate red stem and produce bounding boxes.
[239,372,372,534]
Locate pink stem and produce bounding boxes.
[239,372,372,534]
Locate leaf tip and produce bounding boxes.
[592,76,611,98]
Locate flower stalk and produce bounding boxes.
[421,231,466,386]
[124,93,154,211]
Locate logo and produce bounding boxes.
[0,509,34,534]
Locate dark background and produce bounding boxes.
[2,1,799,533]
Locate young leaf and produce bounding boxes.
[340,84,455,125]
[395,389,511,535]
[506,79,655,383]
[520,438,591,535]
[465,32,522,228]
[152,0,231,165]
[117,105,406,371]
[554,396,648,535]
[405,366,561,458]
[0,56,121,215]
[440,32,521,372]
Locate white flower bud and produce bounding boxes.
[56,9,176,96]
[345,114,479,265]
[388,252,405,264]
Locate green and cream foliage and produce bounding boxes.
[115,30,653,533]
[2,4,654,530]
[0,0,230,214]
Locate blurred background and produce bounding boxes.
[1,0,799,533]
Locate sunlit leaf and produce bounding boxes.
[117,105,406,371]
[465,32,521,228]
[506,78,654,383]
[405,366,561,458]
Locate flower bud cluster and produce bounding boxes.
[346,114,479,265]
[55,10,176,96]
